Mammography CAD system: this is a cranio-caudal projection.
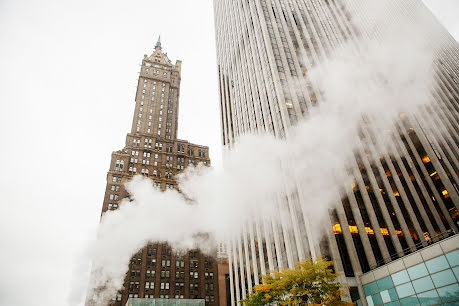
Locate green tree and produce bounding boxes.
[241,257,353,305]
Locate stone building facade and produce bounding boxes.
[94,39,220,306]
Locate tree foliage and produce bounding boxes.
[241,257,353,305]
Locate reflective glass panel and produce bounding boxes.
[446,250,459,267]
[381,290,390,303]
[425,255,449,274]
[383,301,400,306]
[399,295,419,306]
[367,295,375,306]
[378,276,394,291]
[388,288,399,301]
[364,282,379,296]
[431,269,456,288]
[392,270,410,285]
[453,266,459,281]
[417,289,441,306]
[381,288,399,303]
[396,282,415,298]
[372,293,383,306]
[437,283,459,303]
[412,276,434,293]
[407,263,429,280]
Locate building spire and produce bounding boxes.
[155,35,161,50]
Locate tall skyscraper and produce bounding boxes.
[90,38,221,306]
[213,0,458,304]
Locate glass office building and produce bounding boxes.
[213,0,459,304]
[360,234,459,305]
[125,298,205,306]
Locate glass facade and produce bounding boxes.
[362,249,459,305]
[125,298,205,306]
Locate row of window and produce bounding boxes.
[113,293,215,301]
[130,141,208,156]
[130,281,214,291]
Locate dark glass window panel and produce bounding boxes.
[377,276,394,291]
[364,281,379,296]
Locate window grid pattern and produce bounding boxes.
[362,249,459,306]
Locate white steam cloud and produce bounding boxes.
[79,2,448,305]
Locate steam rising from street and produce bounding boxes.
[82,2,449,304]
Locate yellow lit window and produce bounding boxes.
[380,228,389,236]
[395,230,403,236]
[442,189,449,198]
[365,227,374,235]
[393,191,400,197]
[423,232,431,241]
[430,171,437,177]
[333,223,342,234]
[351,183,357,189]
[422,156,431,163]
[349,225,359,234]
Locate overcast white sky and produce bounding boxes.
[0,0,457,305]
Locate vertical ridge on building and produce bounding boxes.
[213,0,459,304]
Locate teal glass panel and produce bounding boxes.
[425,255,449,274]
[417,289,441,306]
[367,295,375,306]
[364,282,379,296]
[381,290,391,303]
[399,295,420,306]
[378,276,394,291]
[453,266,459,282]
[388,288,399,301]
[408,263,429,280]
[372,293,383,305]
[444,302,459,306]
[381,288,398,303]
[437,283,459,303]
[383,301,400,306]
[446,250,459,267]
[396,282,415,298]
[431,269,457,287]
[412,276,434,293]
[392,270,410,285]
[356,300,363,306]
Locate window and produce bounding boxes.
[145,282,154,289]
[160,282,170,290]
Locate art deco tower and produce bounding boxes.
[91,38,220,306]
[213,0,459,305]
